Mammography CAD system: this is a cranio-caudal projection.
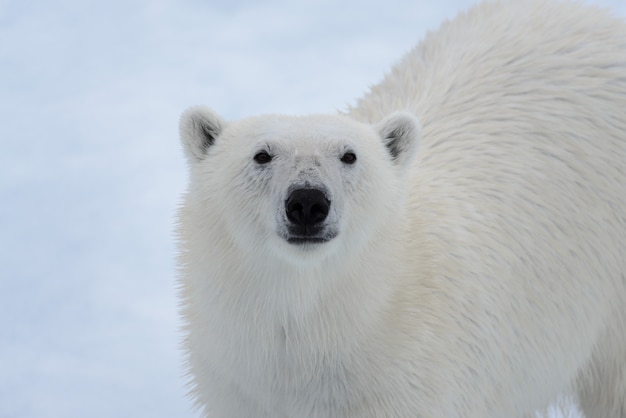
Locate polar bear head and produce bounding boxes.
[179,107,420,265]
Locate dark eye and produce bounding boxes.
[254,151,273,164]
[340,152,357,165]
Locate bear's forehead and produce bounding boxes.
[235,115,370,143]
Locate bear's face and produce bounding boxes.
[180,107,419,265]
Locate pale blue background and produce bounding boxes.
[1,0,624,417]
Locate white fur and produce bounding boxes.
[177,1,626,417]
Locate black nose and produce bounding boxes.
[285,188,330,228]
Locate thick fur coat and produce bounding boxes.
[177,1,626,416]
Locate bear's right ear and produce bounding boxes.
[179,106,226,163]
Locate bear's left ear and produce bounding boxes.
[179,106,227,163]
[376,112,420,170]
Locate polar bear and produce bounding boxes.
[176,0,626,417]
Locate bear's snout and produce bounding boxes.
[285,188,330,240]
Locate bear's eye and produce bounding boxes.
[340,152,357,165]
[253,151,273,164]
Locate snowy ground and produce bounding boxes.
[1,0,624,416]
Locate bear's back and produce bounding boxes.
[354,4,626,414]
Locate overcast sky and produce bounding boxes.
[1,0,624,417]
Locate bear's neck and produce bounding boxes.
[219,221,411,350]
[184,210,424,405]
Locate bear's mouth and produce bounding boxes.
[282,228,338,245]
[286,236,331,245]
